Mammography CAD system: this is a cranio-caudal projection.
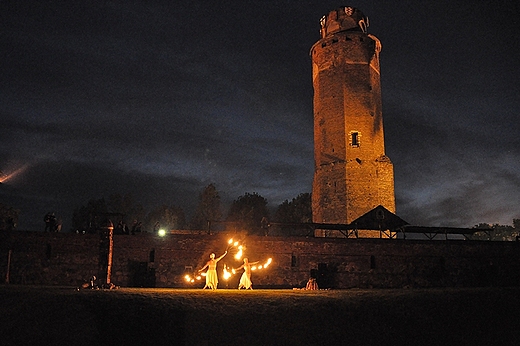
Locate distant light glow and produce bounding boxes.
[158,229,166,237]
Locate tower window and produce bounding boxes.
[350,132,360,147]
[45,244,52,260]
[291,254,298,267]
[370,255,376,269]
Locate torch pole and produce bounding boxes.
[106,227,113,284]
[5,249,11,284]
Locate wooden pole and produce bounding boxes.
[106,227,113,284]
[6,249,12,284]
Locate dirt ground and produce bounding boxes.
[1,285,519,346]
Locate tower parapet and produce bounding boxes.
[319,6,369,38]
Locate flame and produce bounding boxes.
[223,265,232,280]
[234,246,243,260]
[249,258,272,272]
[264,258,272,268]
[185,271,207,284]
[185,273,200,283]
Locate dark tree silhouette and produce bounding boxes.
[274,193,312,223]
[272,193,312,236]
[472,221,519,241]
[72,198,108,233]
[107,193,146,232]
[226,192,269,235]
[190,183,222,230]
[0,202,19,231]
[144,204,186,232]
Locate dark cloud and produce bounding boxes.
[1,1,519,231]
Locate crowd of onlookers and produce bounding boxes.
[114,220,146,235]
[44,212,156,235]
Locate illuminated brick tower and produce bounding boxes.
[310,7,395,232]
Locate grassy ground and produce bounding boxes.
[1,285,520,345]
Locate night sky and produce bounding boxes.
[1,1,519,231]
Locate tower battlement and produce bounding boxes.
[319,6,369,38]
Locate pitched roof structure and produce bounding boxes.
[350,205,409,231]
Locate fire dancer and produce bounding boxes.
[236,258,259,290]
[199,251,227,289]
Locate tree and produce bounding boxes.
[472,221,519,241]
[72,198,108,233]
[226,192,269,235]
[274,193,312,223]
[144,204,186,232]
[0,202,19,231]
[189,183,222,230]
[272,193,312,236]
[107,193,146,229]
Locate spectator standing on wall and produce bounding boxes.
[44,212,56,232]
[55,217,62,232]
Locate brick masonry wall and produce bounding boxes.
[1,231,519,288]
[311,30,395,225]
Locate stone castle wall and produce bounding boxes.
[1,231,519,289]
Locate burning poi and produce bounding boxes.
[198,250,227,290]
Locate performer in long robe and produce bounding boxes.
[305,277,319,290]
[236,258,259,290]
[199,251,227,289]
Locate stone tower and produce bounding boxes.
[310,7,395,231]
